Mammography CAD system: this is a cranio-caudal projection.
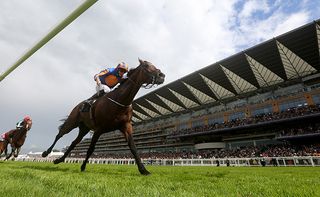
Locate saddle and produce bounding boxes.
[81,90,105,112]
[81,100,95,112]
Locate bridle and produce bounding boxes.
[126,64,161,89]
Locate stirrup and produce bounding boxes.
[81,101,91,112]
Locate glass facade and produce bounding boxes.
[279,99,306,112]
[252,105,273,116]
[312,94,320,104]
[192,119,203,128]
[229,111,245,121]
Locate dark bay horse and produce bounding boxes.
[1,128,28,160]
[42,59,165,175]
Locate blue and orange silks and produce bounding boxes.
[94,68,123,88]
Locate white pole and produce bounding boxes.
[0,0,98,82]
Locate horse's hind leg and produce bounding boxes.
[0,142,4,158]
[54,123,90,164]
[42,108,80,157]
[80,132,101,172]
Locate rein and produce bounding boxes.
[107,97,131,108]
[126,76,139,87]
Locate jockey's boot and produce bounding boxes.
[81,90,105,112]
[90,90,106,100]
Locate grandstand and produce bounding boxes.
[69,19,320,159]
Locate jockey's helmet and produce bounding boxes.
[24,115,31,122]
[116,62,129,72]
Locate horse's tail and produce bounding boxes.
[58,104,81,132]
[58,117,69,131]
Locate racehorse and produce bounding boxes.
[42,59,165,175]
[1,128,28,160]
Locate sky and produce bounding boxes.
[0,0,320,154]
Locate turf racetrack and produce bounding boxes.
[0,161,319,197]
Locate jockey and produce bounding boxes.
[94,62,129,96]
[16,115,33,131]
[81,62,129,112]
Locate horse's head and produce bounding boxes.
[127,59,165,88]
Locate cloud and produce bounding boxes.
[239,0,270,18]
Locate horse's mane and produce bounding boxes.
[114,67,136,89]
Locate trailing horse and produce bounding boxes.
[42,59,165,175]
[1,128,28,160]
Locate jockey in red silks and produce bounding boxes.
[1,115,32,144]
[81,62,129,111]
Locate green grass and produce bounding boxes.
[0,161,319,197]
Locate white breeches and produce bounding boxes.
[96,84,111,93]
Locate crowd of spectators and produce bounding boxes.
[86,143,320,159]
[278,123,320,137]
[171,104,320,136]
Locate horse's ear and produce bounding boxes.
[138,58,144,64]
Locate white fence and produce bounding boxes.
[16,156,320,167]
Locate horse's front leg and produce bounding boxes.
[122,123,150,175]
[4,145,8,156]
[13,147,21,157]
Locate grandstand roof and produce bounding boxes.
[132,19,320,123]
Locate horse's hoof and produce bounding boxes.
[41,151,48,157]
[80,165,86,172]
[53,159,62,164]
[140,170,151,176]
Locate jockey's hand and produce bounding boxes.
[96,80,101,86]
[95,77,101,86]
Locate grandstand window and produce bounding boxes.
[228,140,254,149]
[279,99,306,111]
[192,120,203,128]
[228,111,245,121]
[255,139,282,146]
[178,123,189,130]
[252,105,273,116]
[312,94,320,104]
[310,83,320,89]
